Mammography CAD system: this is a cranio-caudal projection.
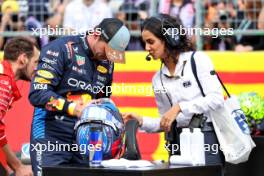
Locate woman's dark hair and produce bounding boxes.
[4,37,37,61]
[141,14,193,62]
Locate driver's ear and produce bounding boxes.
[17,53,28,68]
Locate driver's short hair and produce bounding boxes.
[3,37,38,61]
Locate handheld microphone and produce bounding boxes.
[146,54,151,61]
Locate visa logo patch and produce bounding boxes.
[183,80,191,88]
[34,84,48,90]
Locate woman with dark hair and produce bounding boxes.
[123,14,225,165]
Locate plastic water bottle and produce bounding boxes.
[191,128,205,166]
[180,128,192,159]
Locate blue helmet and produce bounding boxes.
[75,99,125,160]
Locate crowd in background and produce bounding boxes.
[0,0,263,51]
[203,0,264,51]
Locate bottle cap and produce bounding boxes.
[182,128,190,132]
[193,128,201,132]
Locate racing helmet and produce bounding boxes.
[75,99,125,160]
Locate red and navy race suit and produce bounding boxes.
[0,60,21,168]
[29,35,114,175]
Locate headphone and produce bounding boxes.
[145,15,181,61]
[155,15,181,48]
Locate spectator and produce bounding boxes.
[168,0,195,28]
[258,5,264,30]
[203,0,237,50]
[0,0,21,49]
[24,16,49,47]
[46,0,70,29]
[235,0,264,51]
[210,1,236,50]
[63,0,112,33]
[235,0,246,28]
[203,0,218,50]
[25,0,71,45]
[28,0,50,24]
[117,0,150,50]
[108,0,124,15]
[45,0,71,42]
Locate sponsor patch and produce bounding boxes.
[42,63,55,71]
[34,77,51,84]
[67,78,92,91]
[46,50,59,57]
[37,70,54,79]
[97,65,108,74]
[42,57,57,65]
[76,55,85,66]
[65,41,74,59]
[96,81,104,87]
[46,97,65,111]
[97,75,107,82]
[33,83,48,90]
[183,80,192,88]
[72,66,86,75]
[66,93,92,105]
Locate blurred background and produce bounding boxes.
[0,0,264,162]
[0,0,264,51]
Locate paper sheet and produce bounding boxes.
[101,158,154,168]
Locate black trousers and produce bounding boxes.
[203,130,225,165]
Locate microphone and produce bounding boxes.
[146,54,151,61]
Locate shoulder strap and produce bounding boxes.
[215,72,231,98]
[190,51,231,98]
[191,51,205,97]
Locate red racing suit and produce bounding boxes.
[0,60,21,148]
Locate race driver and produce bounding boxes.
[0,37,39,176]
[29,18,130,176]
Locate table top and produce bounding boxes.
[43,163,223,176]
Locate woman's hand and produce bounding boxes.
[122,113,143,126]
[160,104,181,132]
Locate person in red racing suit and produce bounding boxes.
[0,37,39,176]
